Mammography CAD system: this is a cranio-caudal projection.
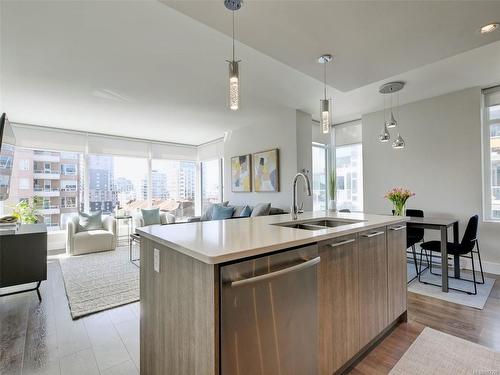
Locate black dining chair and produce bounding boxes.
[418,215,484,295]
[404,209,428,283]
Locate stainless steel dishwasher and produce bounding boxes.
[220,244,320,375]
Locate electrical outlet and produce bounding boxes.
[154,248,160,273]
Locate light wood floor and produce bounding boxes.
[351,272,500,374]
[0,259,139,375]
[1,258,498,375]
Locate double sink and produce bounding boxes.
[273,218,364,231]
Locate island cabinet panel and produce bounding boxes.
[140,238,219,375]
[387,224,408,322]
[357,227,388,348]
[318,234,360,375]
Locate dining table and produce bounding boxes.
[406,216,460,292]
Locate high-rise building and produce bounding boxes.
[87,154,117,213]
[6,148,81,231]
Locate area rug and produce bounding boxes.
[59,246,139,319]
[407,264,495,310]
[389,327,500,374]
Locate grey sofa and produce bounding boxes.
[133,211,176,229]
[187,203,286,223]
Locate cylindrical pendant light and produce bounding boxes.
[318,54,333,134]
[228,60,239,111]
[225,0,242,111]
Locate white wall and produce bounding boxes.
[296,110,313,211]
[362,87,500,266]
[223,109,313,210]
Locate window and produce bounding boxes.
[19,159,30,171]
[88,154,148,215]
[483,88,500,221]
[336,144,363,212]
[312,120,363,212]
[201,159,222,213]
[61,163,77,175]
[151,159,196,220]
[334,121,363,212]
[0,155,13,169]
[19,178,30,190]
[5,147,83,231]
[312,144,327,211]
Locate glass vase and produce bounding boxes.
[393,203,406,216]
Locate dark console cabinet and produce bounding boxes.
[0,224,47,300]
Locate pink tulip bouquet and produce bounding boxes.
[385,187,415,216]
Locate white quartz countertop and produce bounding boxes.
[136,211,407,265]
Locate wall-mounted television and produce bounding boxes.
[0,113,16,201]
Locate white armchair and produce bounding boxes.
[66,215,117,256]
[134,211,176,230]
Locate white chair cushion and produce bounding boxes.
[73,230,115,255]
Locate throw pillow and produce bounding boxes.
[239,205,252,217]
[250,203,271,217]
[201,201,229,221]
[78,211,103,232]
[141,208,161,226]
[212,205,234,220]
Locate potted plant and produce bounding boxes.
[12,196,42,224]
[385,188,415,216]
[328,170,336,211]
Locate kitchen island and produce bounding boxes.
[138,212,407,375]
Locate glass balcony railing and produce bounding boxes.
[34,171,57,174]
[34,187,60,192]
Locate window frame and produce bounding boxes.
[312,142,328,211]
[200,158,224,214]
[335,142,364,212]
[482,90,500,222]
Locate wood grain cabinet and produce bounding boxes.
[387,224,408,322]
[318,234,360,375]
[357,227,388,349]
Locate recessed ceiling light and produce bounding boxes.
[480,23,499,34]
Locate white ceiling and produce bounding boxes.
[165,0,500,92]
[1,1,500,145]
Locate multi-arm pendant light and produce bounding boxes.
[318,54,333,134]
[379,81,405,149]
[224,0,242,111]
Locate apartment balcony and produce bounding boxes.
[33,153,60,163]
[33,188,60,197]
[36,206,60,215]
[33,170,61,179]
[60,188,78,196]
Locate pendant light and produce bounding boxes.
[379,94,390,142]
[225,0,242,111]
[318,54,333,134]
[392,90,405,149]
[378,81,405,149]
[387,93,397,128]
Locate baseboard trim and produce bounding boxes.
[461,259,500,276]
[408,255,500,276]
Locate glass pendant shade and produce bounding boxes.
[387,111,397,128]
[320,98,332,134]
[379,123,390,142]
[228,61,239,111]
[392,133,405,149]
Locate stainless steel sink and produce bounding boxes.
[273,218,363,231]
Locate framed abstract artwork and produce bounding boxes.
[231,154,252,192]
[253,149,280,192]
